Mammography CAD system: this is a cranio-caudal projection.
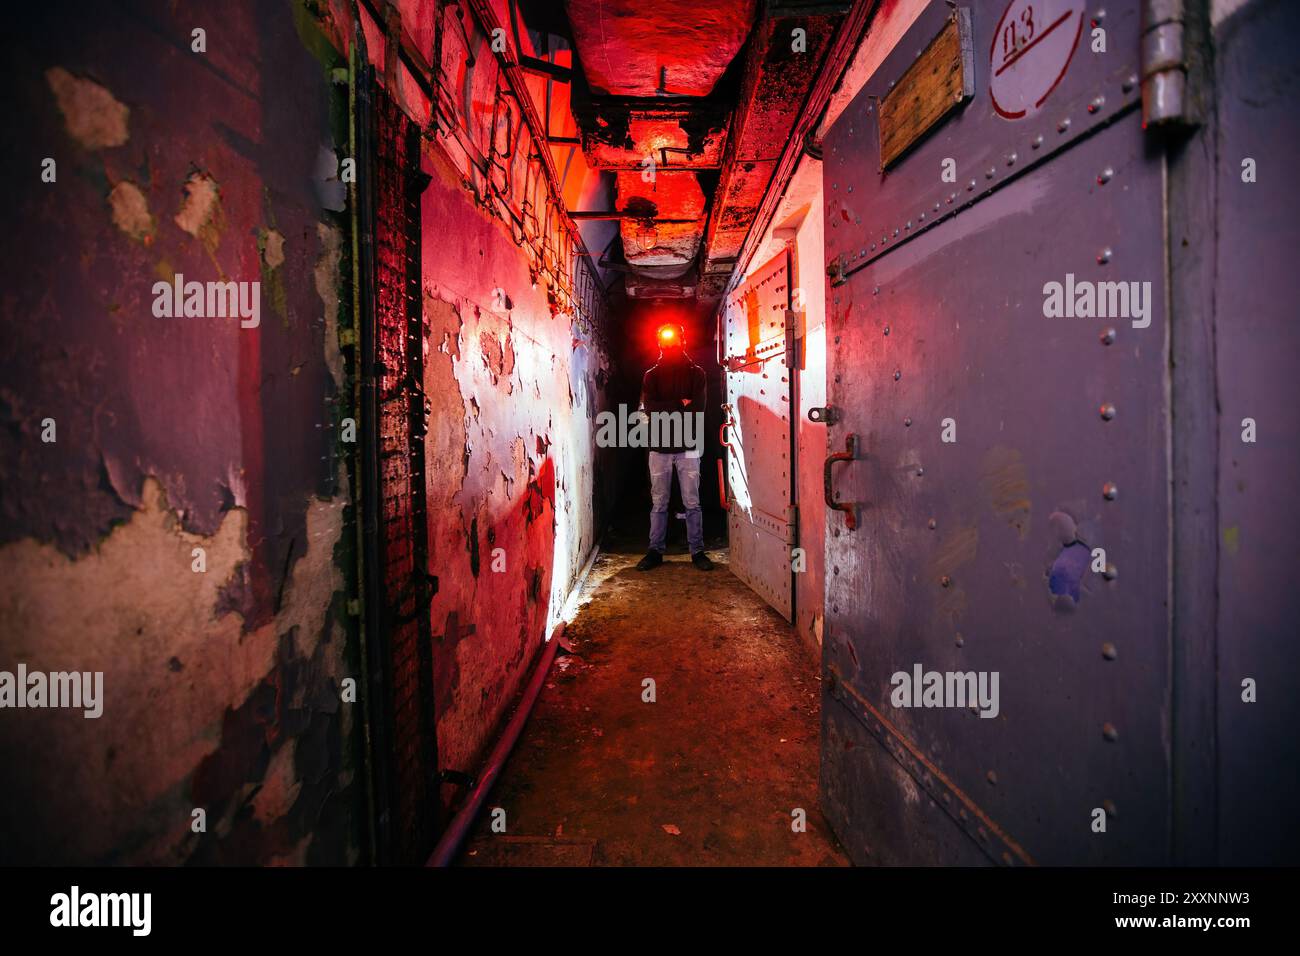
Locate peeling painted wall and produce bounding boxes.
[0,1,362,864]
[418,142,613,794]
[329,0,617,821]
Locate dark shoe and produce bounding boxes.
[636,550,664,571]
[691,551,715,571]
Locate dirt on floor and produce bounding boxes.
[458,547,849,866]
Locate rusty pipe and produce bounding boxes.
[427,620,566,867]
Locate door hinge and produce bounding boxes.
[784,311,803,368]
[827,255,846,288]
[1141,0,1191,127]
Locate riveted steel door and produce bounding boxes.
[723,250,796,620]
[819,0,1171,865]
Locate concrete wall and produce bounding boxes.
[0,0,614,865]
[339,0,617,814]
[0,0,362,865]
[419,140,613,787]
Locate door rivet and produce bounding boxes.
[1100,402,1116,420]
[1088,95,1105,114]
[1102,642,1118,660]
[940,575,952,588]
[1058,117,1071,133]
[894,369,901,381]
[1098,166,1113,184]
[1102,563,1118,581]
[928,518,937,530]
[986,770,998,785]
[916,467,925,476]
[1102,722,1119,742]
[883,325,890,335]
[1031,134,1044,149]
[1097,247,1112,264]
[954,632,963,646]
[1100,326,1117,345]
[904,417,912,427]
[1102,482,1118,500]
[1102,798,1118,817]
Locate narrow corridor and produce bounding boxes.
[460,543,845,867]
[4,0,1299,883]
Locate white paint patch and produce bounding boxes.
[45,67,129,149]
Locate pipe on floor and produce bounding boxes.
[426,620,566,867]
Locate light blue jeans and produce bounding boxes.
[648,451,704,554]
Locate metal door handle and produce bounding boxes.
[719,403,735,449]
[824,434,858,531]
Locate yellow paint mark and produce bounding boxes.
[980,446,1032,540]
[1223,525,1240,555]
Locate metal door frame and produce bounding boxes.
[722,249,799,620]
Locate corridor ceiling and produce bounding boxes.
[551,0,851,299]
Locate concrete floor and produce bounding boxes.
[459,542,849,866]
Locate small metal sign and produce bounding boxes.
[878,8,975,169]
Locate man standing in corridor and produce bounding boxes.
[636,323,714,571]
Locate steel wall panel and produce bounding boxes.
[826,0,1142,287]
[1211,0,1300,865]
[820,0,1170,864]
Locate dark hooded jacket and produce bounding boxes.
[639,351,707,455]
